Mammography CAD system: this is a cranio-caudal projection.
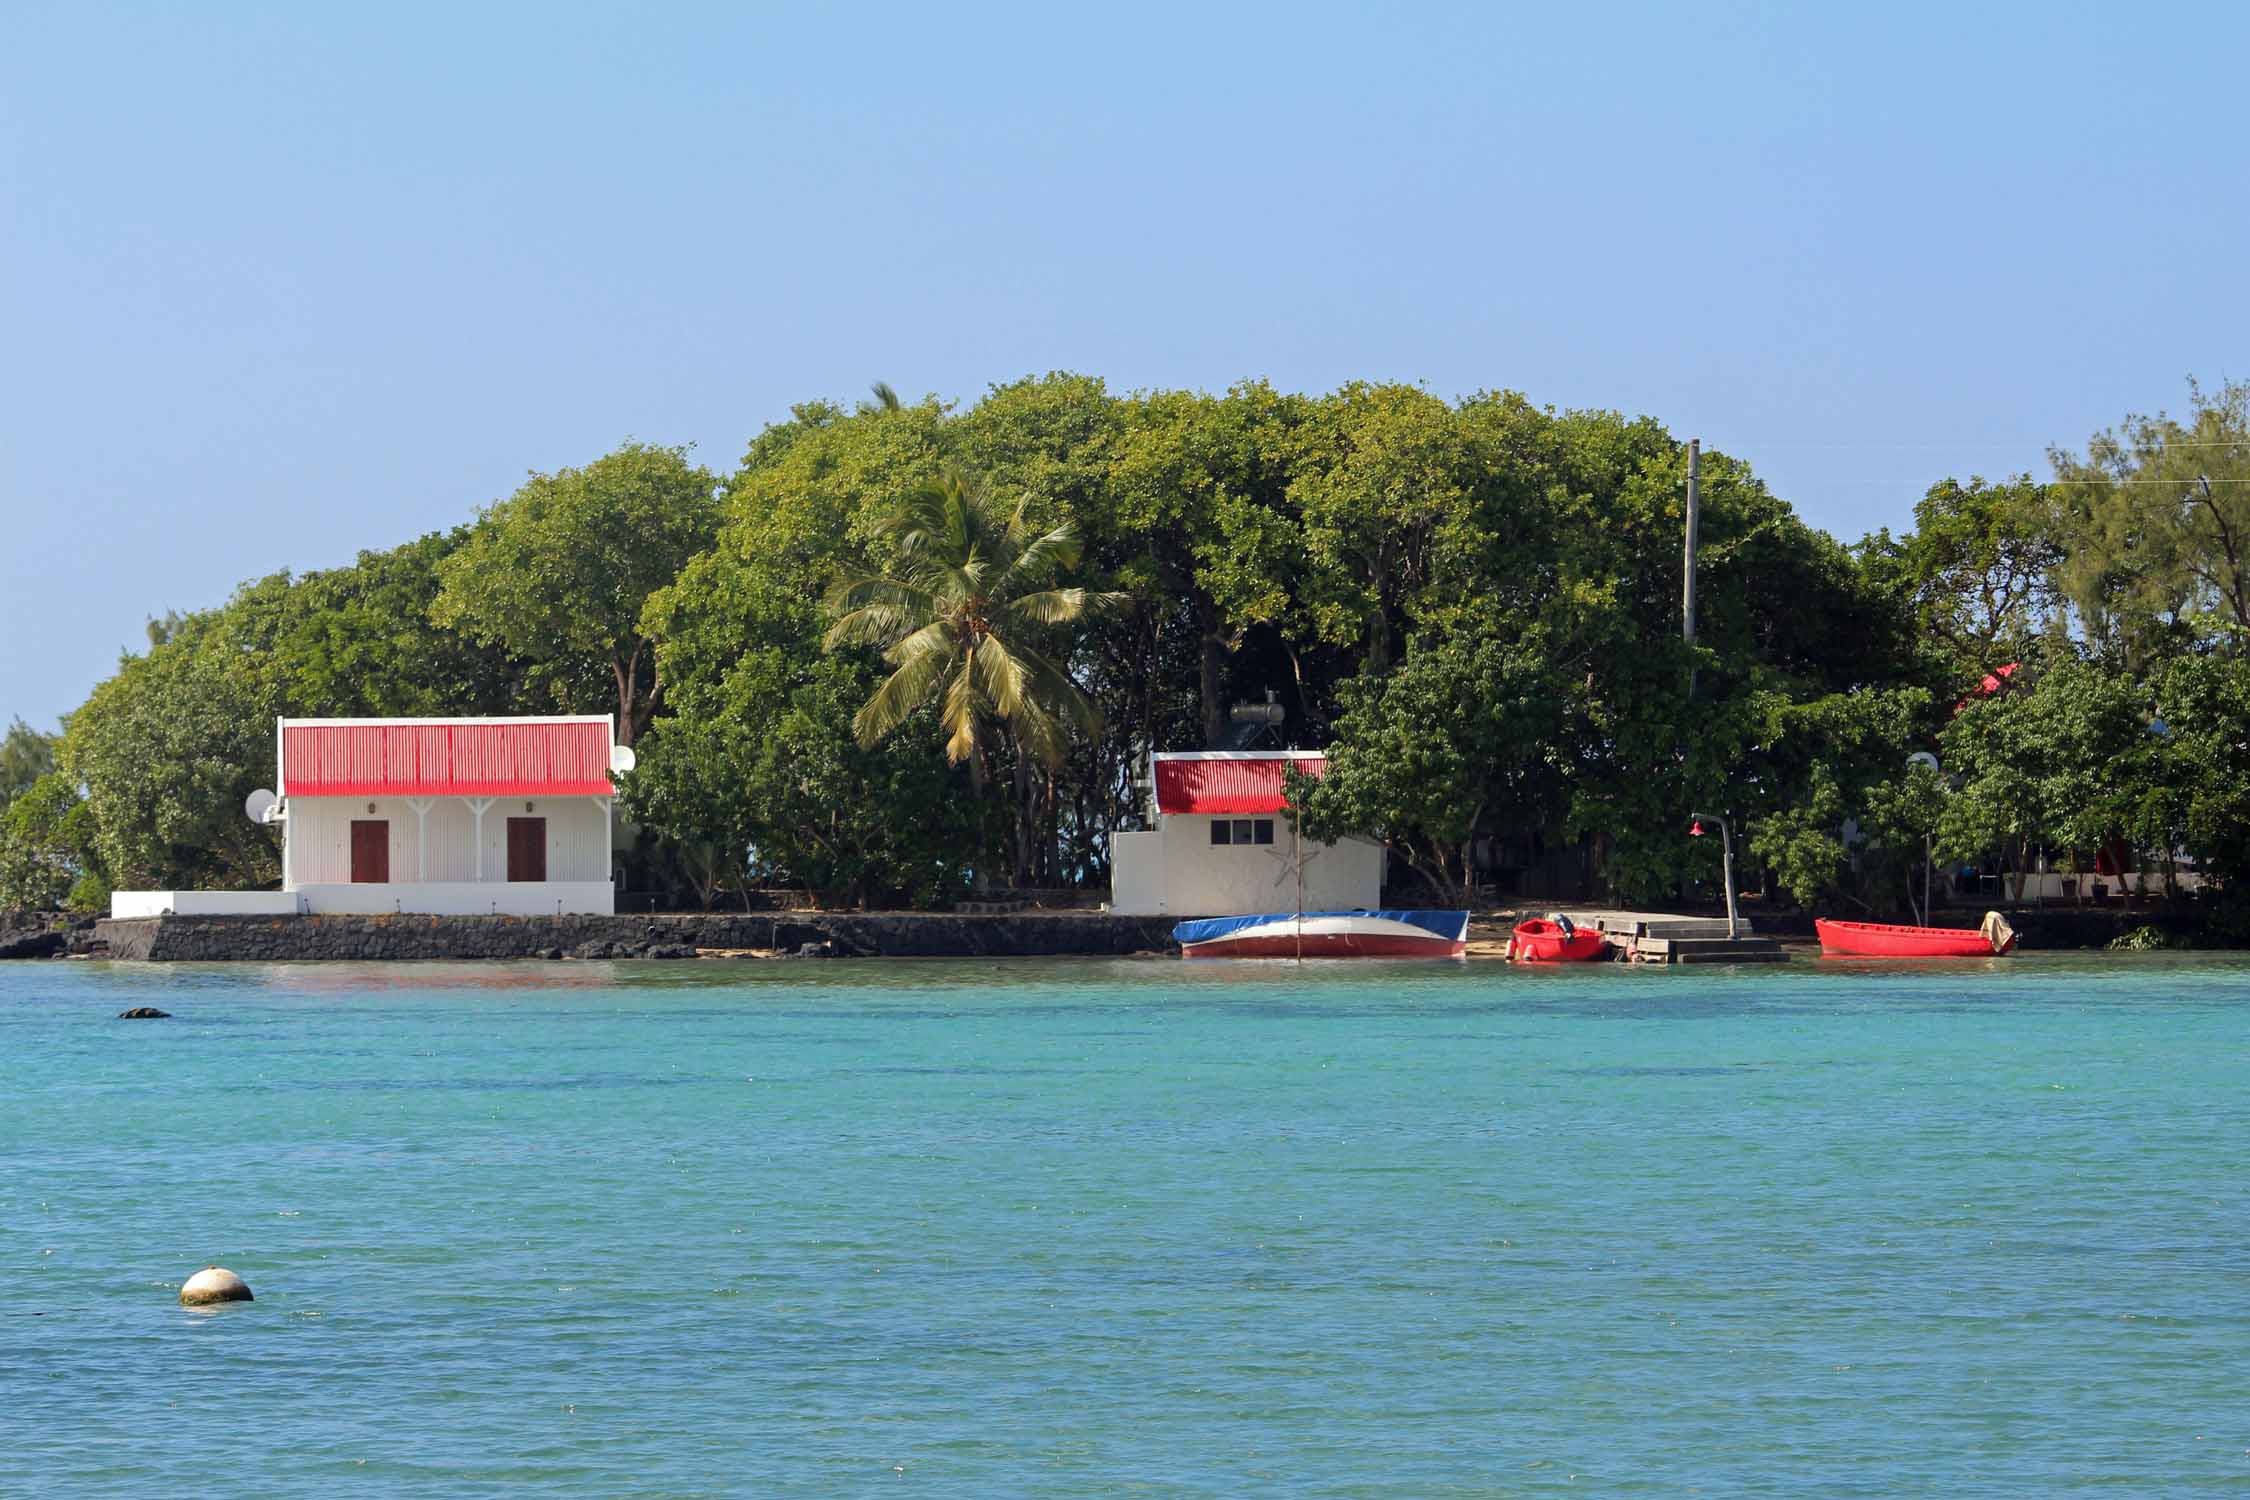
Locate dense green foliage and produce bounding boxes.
[0,718,57,811]
[15,377,2250,914]
[431,442,721,744]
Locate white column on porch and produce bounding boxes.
[406,798,434,881]
[464,797,494,882]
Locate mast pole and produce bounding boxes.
[1294,820,1304,962]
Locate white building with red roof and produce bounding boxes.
[1108,750,1383,916]
[111,716,628,918]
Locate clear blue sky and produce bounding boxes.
[6,1,2245,730]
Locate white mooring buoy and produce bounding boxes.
[180,1266,253,1305]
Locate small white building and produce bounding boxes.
[1108,750,1384,916]
[111,716,628,918]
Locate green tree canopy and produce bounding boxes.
[61,606,283,891]
[432,441,720,743]
[0,771,103,911]
[2049,379,2250,665]
[1862,476,2064,677]
[0,718,58,812]
[824,467,1124,774]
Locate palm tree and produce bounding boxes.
[823,468,1123,784]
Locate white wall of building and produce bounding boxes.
[1109,816,1383,915]
[293,881,616,916]
[288,796,611,885]
[111,890,304,919]
[111,881,615,919]
[1110,831,1165,915]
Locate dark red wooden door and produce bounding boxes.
[507,817,547,882]
[350,820,389,883]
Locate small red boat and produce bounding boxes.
[1509,917,1607,963]
[1816,912,2016,958]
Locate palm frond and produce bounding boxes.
[1005,639,1103,739]
[997,520,1084,596]
[853,646,955,749]
[822,576,941,648]
[969,631,1031,720]
[884,619,956,667]
[825,603,916,650]
[1007,695,1070,769]
[1001,586,1134,629]
[872,476,957,559]
[941,654,984,764]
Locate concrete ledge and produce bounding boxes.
[111,890,304,919]
[93,911,1183,962]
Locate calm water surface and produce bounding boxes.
[3,953,2247,1496]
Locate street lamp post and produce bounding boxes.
[1689,812,1737,939]
[1905,751,1943,925]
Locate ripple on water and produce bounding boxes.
[3,953,2249,1495]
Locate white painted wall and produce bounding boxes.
[111,890,303,918]
[112,880,613,918]
[1110,831,1164,914]
[1108,816,1383,915]
[293,881,615,916]
[287,796,611,885]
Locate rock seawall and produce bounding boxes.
[1,911,86,959]
[93,911,1181,962]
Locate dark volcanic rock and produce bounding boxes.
[1,930,66,959]
[118,1007,171,1019]
[0,913,68,960]
[93,910,1184,962]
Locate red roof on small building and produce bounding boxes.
[281,719,615,798]
[1153,752,1326,816]
[1953,661,2022,714]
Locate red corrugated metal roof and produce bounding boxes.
[1154,755,1326,815]
[281,720,614,798]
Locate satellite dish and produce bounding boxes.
[244,788,278,824]
[609,744,638,775]
[1905,751,1941,774]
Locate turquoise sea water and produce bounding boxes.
[4,953,2248,1496]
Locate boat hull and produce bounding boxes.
[1816,918,2013,958]
[1174,910,1469,960]
[1509,921,1607,963]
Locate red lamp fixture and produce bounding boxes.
[1689,820,1705,837]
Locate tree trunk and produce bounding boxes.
[1011,743,1034,888]
[1197,599,1227,748]
[613,651,639,746]
[947,741,989,894]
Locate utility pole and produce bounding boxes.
[1683,438,1700,695]
[1690,811,1738,939]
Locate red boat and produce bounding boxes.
[1816,912,2017,958]
[1509,917,1608,963]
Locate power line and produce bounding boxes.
[1787,477,2250,488]
[1740,439,2247,449]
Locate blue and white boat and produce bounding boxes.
[1172,909,1469,959]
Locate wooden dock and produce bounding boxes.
[1591,914,1789,964]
